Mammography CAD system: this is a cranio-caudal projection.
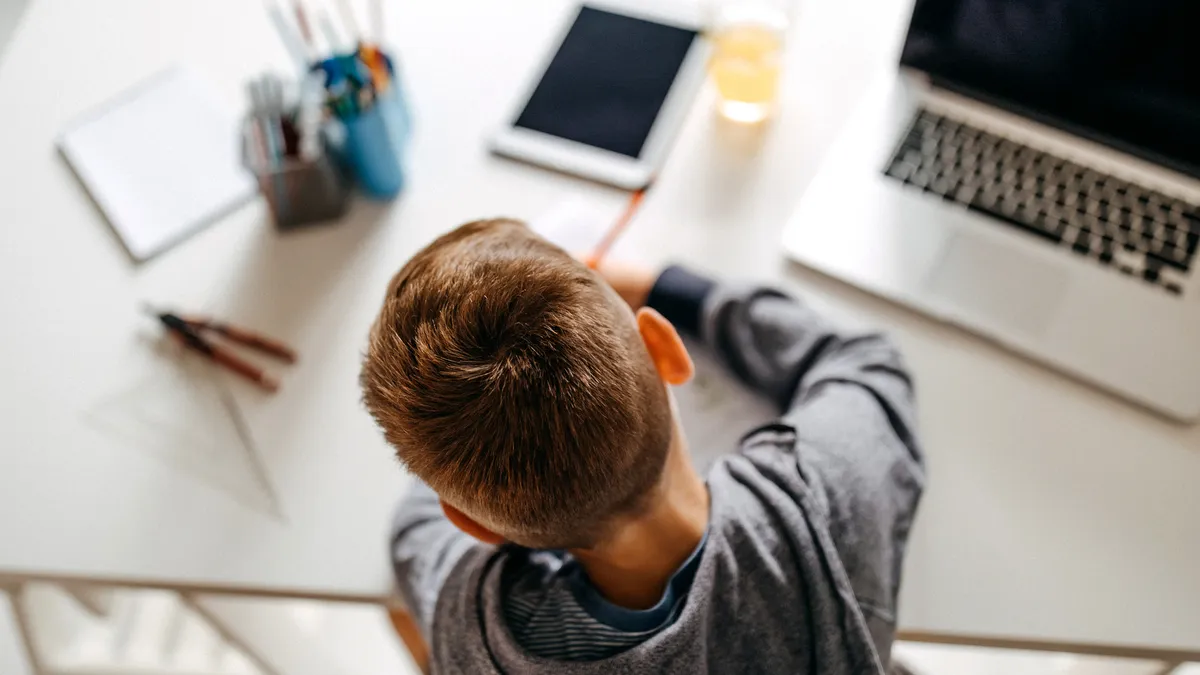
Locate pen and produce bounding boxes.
[588,188,647,270]
[317,8,347,52]
[247,81,278,163]
[248,111,270,170]
[370,0,385,45]
[335,0,362,43]
[264,75,288,155]
[297,72,324,160]
[266,1,311,73]
[360,44,390,91]
[292,0,316,51]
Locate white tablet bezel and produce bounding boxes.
[489,1,711,190]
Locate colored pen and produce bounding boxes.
[588,188,647,269]
[266,1,311,72]
[292,0,316,50]
[370,0,385,44]
[335,0,362,42]
[317,8,347,52]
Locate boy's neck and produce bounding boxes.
[569,438,709,610]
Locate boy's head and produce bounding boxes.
[362,219,676,549]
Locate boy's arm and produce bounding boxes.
[390,480,480,637]
[643,265,924,640]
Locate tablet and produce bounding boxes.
[490,3,710,189]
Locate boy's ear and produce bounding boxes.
[636,308,694,386]
[441,500,506,546]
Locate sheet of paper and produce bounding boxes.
[58,67,255,261]
[675,340,778,471]
[530,200,777,464]
[528,197,611,253]
[528,196,652,268]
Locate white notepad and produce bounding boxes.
[58,67,255,262]
[529,200,777,469]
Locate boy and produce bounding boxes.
[361,219,924,673]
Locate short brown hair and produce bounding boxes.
[361,219,671,548]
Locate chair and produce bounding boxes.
[8,583,269,675]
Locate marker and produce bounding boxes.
[266,1,310,72]
[335,0,362,42]
[291,0,315,49]
[317,8,346,52]
[370,0,385,45]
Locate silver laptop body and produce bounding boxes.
[782,3,1200,420]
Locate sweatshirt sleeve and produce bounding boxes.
[390,480,482,638]
[647,265,925,649]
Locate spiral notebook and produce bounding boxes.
[57,67,255,262]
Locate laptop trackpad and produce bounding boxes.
[924,233,1068,338]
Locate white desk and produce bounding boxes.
[0,0,1198,662]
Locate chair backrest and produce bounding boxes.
[1,590,35,675]
[17,584,265,675]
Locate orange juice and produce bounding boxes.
[707,2,789,123]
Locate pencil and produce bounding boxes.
[370,0,384,44]
[588,188,647,269]
[335,0,362,42]
[317,8,345,52]
[292,0,315,49]
[266,2,311,72]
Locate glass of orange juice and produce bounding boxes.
[707,0,791,123]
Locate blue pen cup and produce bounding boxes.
[342,83,411,199]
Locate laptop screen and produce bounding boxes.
[900,0,1200,179]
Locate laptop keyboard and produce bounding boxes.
[883,109,1200,296]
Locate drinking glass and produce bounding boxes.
[707,0,792,123]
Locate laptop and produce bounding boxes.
[782,0,1200,420]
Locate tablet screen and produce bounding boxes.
[514,6,699,159]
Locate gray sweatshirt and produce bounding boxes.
[390,267,925,674]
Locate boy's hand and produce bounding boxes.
[587,259,656,309]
